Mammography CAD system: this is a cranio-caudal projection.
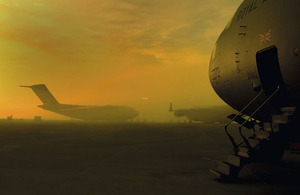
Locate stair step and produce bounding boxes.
[227,155,242,167]
[263,123,279,132]
[256,131,270,140]
[272,115,289,124]
[281,107,296,115]
[209,169,223,177]
[217,161,239,176]
[227,114,254,129]
[210,168,240,179]
[237,146,249,158]
[217,161,231,175]
[248,138,260,148]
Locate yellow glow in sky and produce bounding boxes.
[0,0,242,120]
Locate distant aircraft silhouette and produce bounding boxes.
[169,103,234,123]
[21,84,138,121]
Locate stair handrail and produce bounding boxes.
[239,85,281,149]
[225,88,264,128]
[240,85,280,128]
[224,88,263,151]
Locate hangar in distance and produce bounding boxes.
[21,84,139,121]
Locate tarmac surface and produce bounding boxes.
[0,121,299,194]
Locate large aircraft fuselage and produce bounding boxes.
[209,0,300,121]
[173,106,233,123]
[39,104,139,121]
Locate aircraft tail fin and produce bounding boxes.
[21,84,60,106]
[169,102,173,112]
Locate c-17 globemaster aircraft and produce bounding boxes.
[169,103,235,124]
[209,0,300,178]
[21,84,139,121]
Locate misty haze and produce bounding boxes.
[1,0,300,194]
[0,0,237,122]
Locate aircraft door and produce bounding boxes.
[256,46,290,106]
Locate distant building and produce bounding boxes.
[34,116,42,121]
[7,115,13,121]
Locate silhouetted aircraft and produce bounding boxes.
[209,0,300,178]
[169,103,234,123]
[21,84,138,121]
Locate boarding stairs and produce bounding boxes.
[210,86,296,179]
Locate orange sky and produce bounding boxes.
[0,0,242,121]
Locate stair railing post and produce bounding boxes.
[239,85,281,149]
[224,89,263,151]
